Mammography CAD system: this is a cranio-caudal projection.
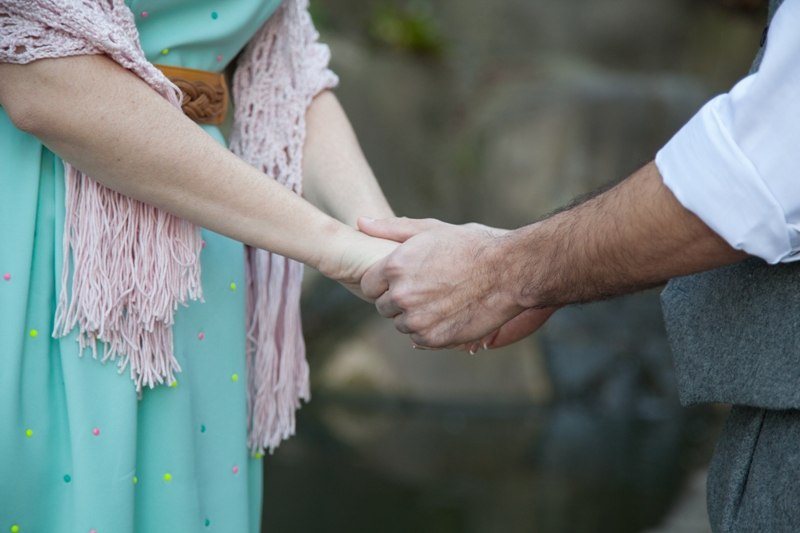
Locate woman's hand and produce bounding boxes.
[461,307,558,353]
[317,226,399,301]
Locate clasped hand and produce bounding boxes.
[357,217,555,351]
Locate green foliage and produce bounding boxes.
[308,1,331,32]
[369,1,444,56]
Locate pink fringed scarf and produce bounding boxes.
[0,0,337,453]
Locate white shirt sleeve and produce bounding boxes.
[655,0,800,264]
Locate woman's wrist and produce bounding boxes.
[317,222,398,286]
[303,218,344,277]
[313,220,367,281]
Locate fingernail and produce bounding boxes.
[482,341,489,350]
[361,217,375,223]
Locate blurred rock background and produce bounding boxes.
[263,1,768,532]
[303,0,763,415]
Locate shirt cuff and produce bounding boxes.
[655,94,798,264]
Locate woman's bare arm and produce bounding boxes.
[0,54,395,283]
[302,91,394,226]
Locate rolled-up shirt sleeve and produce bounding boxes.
[655,0,800,264]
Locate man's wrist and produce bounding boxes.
[495,224,550,310]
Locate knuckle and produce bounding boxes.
[417,332,442,349]
[361,281,380,299]
[392,289,414,310]
[404,315,422,332]
[375,296,395,317]
[393,316,410,334]
[384,254,404,273]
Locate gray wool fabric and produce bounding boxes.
[662,258,800,408]
[706,408,800,532]
[660,1,799,531]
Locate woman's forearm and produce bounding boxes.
[302,91,394,225]
[0,55,390,279]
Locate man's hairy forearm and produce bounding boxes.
[503,161,747,309]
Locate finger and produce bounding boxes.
[374,290,403,319]
[360,258,390,300]
[451,340,481,354]
[357,216,442,243]
[409,332,450,350]
[485,307,557,349]
[393,314,412,334]
[466,341,482,355]
[411,343,442,351]
[477,330,499,350]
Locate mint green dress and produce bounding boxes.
[0,1,282,531]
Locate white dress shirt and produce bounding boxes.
[655,0,800,264]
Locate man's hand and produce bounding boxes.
[359,161,747,349]
[359,217,530,348]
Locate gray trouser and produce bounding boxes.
[707,407,800,532]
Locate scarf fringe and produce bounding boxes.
[245,250,309,452]
[232,0,337,453]
[54,163,203,391]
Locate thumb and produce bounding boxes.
[357,216,442,243]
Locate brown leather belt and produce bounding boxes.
[155,64,229,125]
